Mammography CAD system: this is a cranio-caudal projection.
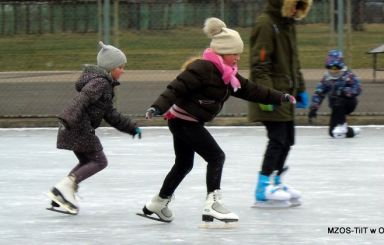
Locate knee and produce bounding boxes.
[218,151,225,165]
[209,151,225,166]
[98,157,108,170]
[183,161,194,174]
[268,139,285,149]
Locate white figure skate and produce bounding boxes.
[137,194,174,223]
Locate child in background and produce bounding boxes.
[308,49,362,138]
[47,41,141,214]
[139,17,296,224]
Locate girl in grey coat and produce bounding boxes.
[47,41,141,215]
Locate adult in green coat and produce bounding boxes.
[248,0,312,207]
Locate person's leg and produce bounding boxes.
[329,97,358,138]
[256,121,292,203]
[48,150,108,213]
[162,119,236,222]
[272,122,301,204]
[275,121,295,174]
[329,105,347,137]
[183,125,237,222]
[144,119,232,222]
[261,121,292,175]
[159,129,195,198]
[70,151,108,184]
[168,120,225,193]
[345,98,359,138]
[144,119,196,222]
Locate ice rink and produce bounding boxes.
[1,126,383,245]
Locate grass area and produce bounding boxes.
[0,24,383,71]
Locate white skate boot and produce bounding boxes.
[139,194,174,222]
[202,190,239,223]
[332,123,348,138]
[352,127,361,137]
[253,173,291,208]
[274,175,301,207]
[47,175,79,214]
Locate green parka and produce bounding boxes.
[248,0,312,122]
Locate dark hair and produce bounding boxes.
[296,1,306,10]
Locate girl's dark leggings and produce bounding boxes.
[69,150,108,184]
[159,118,225,198]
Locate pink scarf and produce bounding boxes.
[202,48,241,92]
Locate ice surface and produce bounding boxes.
[0,126,383,245]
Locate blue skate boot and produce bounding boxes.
[274,174,302,207]
[253,173,291,208]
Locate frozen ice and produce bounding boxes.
[0,126,383,244]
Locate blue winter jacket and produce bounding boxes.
[310,68,362,110]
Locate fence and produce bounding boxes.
[1,0,383,34]
[0,0,384,123]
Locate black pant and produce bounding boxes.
[329,97,358,137]
[261,121,295,176]
[159,118,225,198]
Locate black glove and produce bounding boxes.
[145,107,161,119]
[308,109,317,124]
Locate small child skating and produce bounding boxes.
[47,41,141,214]
[138,17,296,225]
[308,49,362,138]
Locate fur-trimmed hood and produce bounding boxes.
[268,0,312,20]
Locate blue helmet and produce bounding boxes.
[325,49,345,69]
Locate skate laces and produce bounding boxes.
[212,190,223,201]
[269,185,286,194]
[208,190,232,214]
[270,186,280,194]
[164,195,174,206]
[72,182,82,201]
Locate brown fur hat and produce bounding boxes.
[281,0,313,20]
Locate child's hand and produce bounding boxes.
[295,91,308,108]
[145,107,160,119]
[282,94,296,104]
[132,127,142,139]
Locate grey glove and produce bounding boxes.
[145,107,161,119]
[282,94,297,104]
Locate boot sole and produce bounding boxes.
[137,206,173,223]
[252,200,292,208]
[202,214,238,223]
[47,189,78,214]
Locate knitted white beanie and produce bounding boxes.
[203,17,244,54]
[97,41,127,71]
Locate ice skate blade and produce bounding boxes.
[46,207,77,215]
[46,192,78,215]
[252,200,292,209]
[202,214,238,223]
[136,213,172,223]
[290,198,302,207]
[199,221,238,229]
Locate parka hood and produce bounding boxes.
[75,65,119,92]
[267,0,312,20]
